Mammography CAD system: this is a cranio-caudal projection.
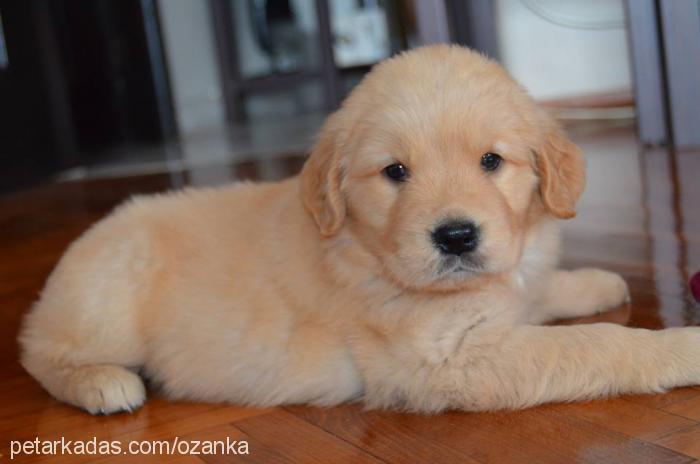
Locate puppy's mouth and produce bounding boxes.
[435,254,485,277]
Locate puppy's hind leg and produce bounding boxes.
[19,297,148,415]
[21,353,146,415]
[19,292,149,414]
[18,211,154,414]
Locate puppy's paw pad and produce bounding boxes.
[67,365,146,415]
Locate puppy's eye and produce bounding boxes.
[480,152,503,172]
[383,163,409,182]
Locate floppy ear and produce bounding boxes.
[535,125,586,219]
[300,117,346,236]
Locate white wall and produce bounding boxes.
[496,0,632,100]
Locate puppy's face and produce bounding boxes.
[302,46,584,292]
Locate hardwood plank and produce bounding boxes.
[288,404,694,464]
[538,399,695,441]
[0,377,58,421]
[110,405,269,442]
[654,424,700,460]
[285,405,480,464]
[228,409,383,464]
[661,394,700,421]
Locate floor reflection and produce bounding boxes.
[639,145,700,326]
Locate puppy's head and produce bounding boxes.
[301,45,585,292]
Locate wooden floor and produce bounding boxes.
[1,121,700,463]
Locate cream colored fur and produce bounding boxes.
[19,46,700,415]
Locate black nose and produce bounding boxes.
[432,221,480,255]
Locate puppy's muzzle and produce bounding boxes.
[431,220,480,256]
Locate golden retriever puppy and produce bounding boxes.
[19,45,700,415]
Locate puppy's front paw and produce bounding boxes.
[574,268,630,313]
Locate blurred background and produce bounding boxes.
[0,0,698,193]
